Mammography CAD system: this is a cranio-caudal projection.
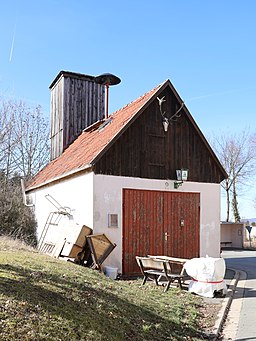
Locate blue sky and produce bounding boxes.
[1,0,256,219]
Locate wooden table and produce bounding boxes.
[136,255,189,292]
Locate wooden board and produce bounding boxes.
[65,224,92,247]
[86,234,116,270]
[61,243,82,258]
[58,225,92,258]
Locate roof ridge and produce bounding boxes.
[109,80,167,117]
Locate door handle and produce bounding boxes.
[164,232,170,241]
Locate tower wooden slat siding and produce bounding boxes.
[49,71,105,160]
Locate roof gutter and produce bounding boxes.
[25,163,93,193]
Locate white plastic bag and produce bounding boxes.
[184,257,227,298]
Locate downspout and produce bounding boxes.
[20,178,34,207]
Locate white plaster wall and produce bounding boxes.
[29,172,221,273]
[199,182,221,257]
[93,174,221,273]
[29,172,94,247]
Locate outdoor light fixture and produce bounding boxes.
[174,168,189,189]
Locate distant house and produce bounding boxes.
[25,71,227,275]
[220,222,243,249]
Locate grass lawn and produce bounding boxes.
[0,237,216,340]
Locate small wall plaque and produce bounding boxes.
[108,214,118,228]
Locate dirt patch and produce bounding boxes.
[200,300,222,329]
[196,297,223,340]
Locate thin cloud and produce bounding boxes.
[186,88,254,102]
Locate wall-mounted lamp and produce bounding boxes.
[174,168,189,189]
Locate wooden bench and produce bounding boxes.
[221,241,232,247]
[136,256,186,292]
[148,255,188,275]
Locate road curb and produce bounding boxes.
[211,268,247,340]
[213,268,240,340]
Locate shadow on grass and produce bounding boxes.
[0,263,206,340]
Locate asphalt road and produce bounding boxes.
[222,249,256,340]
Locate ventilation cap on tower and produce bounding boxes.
[94,73,121,86]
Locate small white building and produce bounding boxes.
[25,71,227,276]
[220,222,243,248]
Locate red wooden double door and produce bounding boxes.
[122,189,200,275]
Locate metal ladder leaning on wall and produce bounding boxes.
[38,194,71,252]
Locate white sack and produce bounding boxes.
[184,257,227,298]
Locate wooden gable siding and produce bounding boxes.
[94,87,225,183]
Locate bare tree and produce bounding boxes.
[0,101,16,179]
[0,99,50,245]
[0,170,37,246]
[12,101,49,179]
[0,100,49,179]
[211,129,256,222]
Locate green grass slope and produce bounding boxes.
[0,237,209,340]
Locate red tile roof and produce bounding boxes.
[26,80,167,191]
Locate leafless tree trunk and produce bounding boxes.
[232,175,240,222]
[225,178,230,222]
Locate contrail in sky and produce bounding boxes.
[9,24,16,62]
[186,88,253,102]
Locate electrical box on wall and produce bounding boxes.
[108,214,118,228]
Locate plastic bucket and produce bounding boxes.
[104,266,118,280]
